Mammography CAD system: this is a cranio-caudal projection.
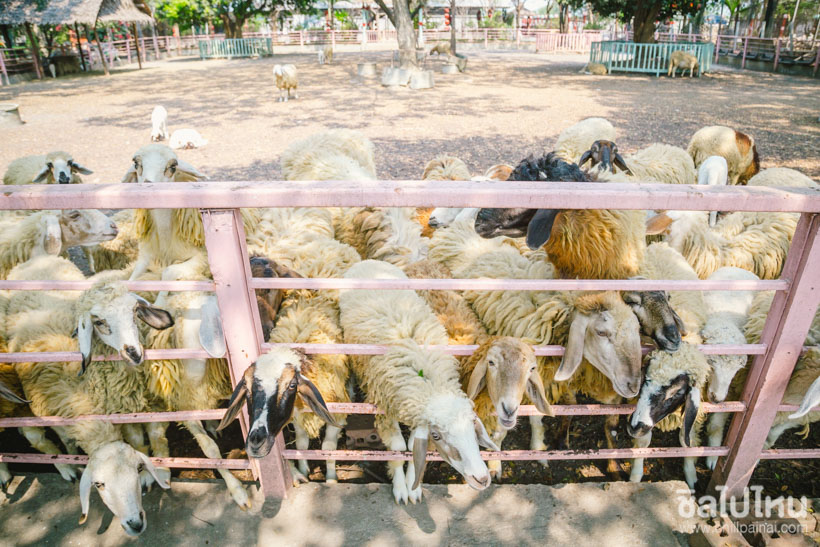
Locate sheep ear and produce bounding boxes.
[297,376,340,428]
[272,262,304,279]
[645,212,673,235]
[77,314,93,376]
[78,464,92,525]
[32,165,51,183]
[411,430,429,490]
[614,153,632,175]
[43,215,62,255]
[680,387,701,447]
[555,312,591,382]
[709,211,718,227]
[0,380,29,404]
[70,162,93,175]
[789,376,820,419]
[217,375,248,432]
[475,416,500,450]
[672,308,688,337]
[135,296,174,331]
[527,370,553,417]
[578,150,592,167]
[525,209,560,250]
[174,160,206,182]
[466,356,488,400]
[121,164,138,183]
[198,297,226,358]
[135,449,170,490]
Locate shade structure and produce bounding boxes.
[0,0,153,25]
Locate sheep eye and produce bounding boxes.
[595,329,609,337]
[431,432,441,441]
[47,162,53,169]
[488,360,496,367]
[289,380,297,390]
[93,319,105,327]
[94,482,104,489]
[168,161,178,173]
[137,463,145,472]
[69,211,81,220]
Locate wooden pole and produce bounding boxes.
[74,22,87,71]
[131,22,143,69]
[24,23,43,79]
[89,22,109,76]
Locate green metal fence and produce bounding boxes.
[589,41,714,77]
[198,38,273,59]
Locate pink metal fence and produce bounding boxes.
[535,32,603,53]
[0,180,818,501]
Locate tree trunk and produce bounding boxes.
[632,0,663,43]
[559,4,568,33]
[74,23,87,71]
[24,23,43,79]
[131,23,143,69]
[91,22,110,76]
[449,0,456,55]
[762,0,778,36]
[394,0,418,68]
[0,25,13,50]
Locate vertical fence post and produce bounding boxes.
[126,38,132,64]
[201,208,292,500]
[813,46,820,76]
[0,50,8,86]
[714,35,721,62]
[774,38,781,70]
[741,35,748,68]
[708,213,820,498]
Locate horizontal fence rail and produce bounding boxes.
[0,180,818,502]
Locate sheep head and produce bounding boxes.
[249,256,303,342]
[75,283,174,374]
[122,144,205,184]
[79,441,169,537]
[466,337,551,429]
[627,343,709,447]
[701,318,746,403]
[59,209,119,247]
[622,281,684,353]
[578,140,631,175]
[217,347,338,458]
[557,291,643,399]
[32,151,92,184]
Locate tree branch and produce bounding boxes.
[373,0,395,26]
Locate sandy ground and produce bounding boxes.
[1,50,819,180]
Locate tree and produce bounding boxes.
[153,0,214,32]
[372,0,425,68]
[587,0,703,42]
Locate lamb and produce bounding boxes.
[169,128,208,150]
[273,64,298,102]
[580,141,696,186]
[687,125,760,185]
[150,105,168,142]
[3,151,93,185]
[697,156,729,226]
[0,209,118,278]
[667,50,699,77]
[429,42,452,56]
[339,259,498,504]
[628,342,711,488]
[553,117,616,164]
[318,45,333,64]
[474,153,646,280]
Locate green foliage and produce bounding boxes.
[153,0,213,31]
[589,0,704,23]
[479,12,512,28]
[333,10,359,31]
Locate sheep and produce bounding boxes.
[0,209,118,278]
[427,163,514,232]
[580,62,608,75]
[121,144,257,283]
[697,156,729,226]
[553,117,616,164]
[169,128,208,150]
[318,45,333,64]
[339,259,498,504]
[334,206,428,268]
[580,141,696,186]
[281,129,377,182]
[3,151,93,185]
[790,373,820,420]
[429,42,451,56]
[474,153,646,280]
[414,155,472,237]
[85,209,139,273]
[150,105,168,142]
[0,362,32,490]
[747,166,817,189]
[763,349,820,448]
[667,50,699,78]
[627,342,711,488]
[687,125,760,185]
[273,64,298,102]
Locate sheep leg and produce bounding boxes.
[322,422,343,483]
[529,415,549,468]
[629,431,652,483]
[683,434,700,490]
[763,421,793,450]
[404,426,425,504]
[20,426,79,482]
[553,391,576,450]
[0,463,10,491]
[157,254,208,303]
[146,421,172,487]
[705,412,729,471]
[488,429,508,480]
[377,417,409,505]
[128,254,150,282]
[293,421,310,478]
[183,420,250,510]
[53,425,80,455]
[604,413,622,479]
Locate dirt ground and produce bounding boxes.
[1,50,818,498]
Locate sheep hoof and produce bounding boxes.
[408,486,422,504]
[56,463,80,483]
[291,471,309,486]
[393,479,409,505]
[538,459,550,469]
[629,470,643,483]
[325,478,338,484]
[240,500,252,511]
[230,486,251,509]
[0,476,10,492]
[706,456,717,471]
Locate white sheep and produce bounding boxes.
[169,128,208,150]
[582,141,696,186]
[3,151,93,185]
[628,343,711,488]
[687,125,759,185]
[281,129,377,182]
[273,64,298,102]
[335,206,429,268]
[150,105,168,142]
[85,209,140,273]
[339,259,498,504]
[697,156,729,226]
[667,50,699,77]
[318,45,333,65]
[0,209,118,278]
[553,117,616,164]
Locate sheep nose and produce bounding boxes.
[500,402,517,419]
[58,173,70,184]
[125,513,145,534]
[124,346,142,365]
[248,427,267,448]
[428,218,440,228]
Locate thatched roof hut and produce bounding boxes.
[0,0,153,25]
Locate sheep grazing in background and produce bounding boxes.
[667,50,699,78]
[416,155,472,237]
[3,151,93,185]
[169,128,208,150]
[273,64,299,102]
[340,260,497,504]
[318,45,333,65]
[581,140,696,186]
[628,343,710,488]
[429,42,451,56]
[150,105,168,142]
[687,125,759,185]
[581,62,608,75]
[0,209,117,278]
[697,156,729,226]
[553,117,616,164]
